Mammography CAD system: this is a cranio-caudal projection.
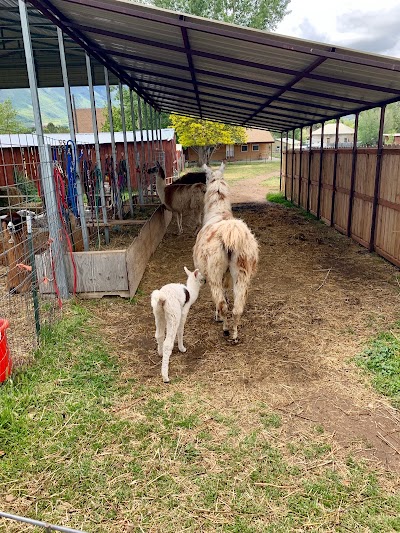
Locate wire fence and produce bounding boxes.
[0,130,166,369]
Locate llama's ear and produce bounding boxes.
[220,162,225,172]
[194,269,199,277]
[184,266,190,276]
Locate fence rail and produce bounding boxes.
[283,146,400,267]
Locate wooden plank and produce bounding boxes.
[36,249,129,294]
[68,250,129,293]
[92,219,146,228]
[126,205,172,297]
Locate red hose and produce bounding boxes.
[53,165,78,295]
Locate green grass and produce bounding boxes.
[1,303,400,531]
[356,323,400,408]
[266,192,293,207]
[223,160,280,183]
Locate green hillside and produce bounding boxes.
[0,87,107,128]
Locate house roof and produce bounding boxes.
[2,1,400,131]
[75,108,107,133]
[313,123,355,136]
[0,128,176,148]
[245,129,274,143]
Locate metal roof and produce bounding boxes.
[2,0,400,131]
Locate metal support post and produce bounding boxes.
[119,82,134,217]
[279,133,283,192]
[298,128,303,207]
[144,102,151,165]
[307,126,313,212]
[284,131,289,198]
[347,113,359,237]
[19,0,69,299]
[316,122,325,219]
[129,88,141,205]
[136,94,145,204]
[86,53,109,244]
[330,118,340,226]
[291,130,295,202]
[369,106,386,252]
[57,27,89,251]
[105,67,122,220]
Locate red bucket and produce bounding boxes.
[0,319,12,383]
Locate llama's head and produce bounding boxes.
[147,161,165,180]
[184,266,206,286]
[203,162,225,185]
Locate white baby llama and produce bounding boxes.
[148,162,206,235]
[193,163,259,343]
[151,266,205,383]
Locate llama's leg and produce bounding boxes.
[161,313,180,383]
[153,306,166,356]
[194,210,202,236]
[231,272,250,343]
[176,212,183,235]
[209,282,229,336]
[177,309,189,353]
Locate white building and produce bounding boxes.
[312,123,355,147]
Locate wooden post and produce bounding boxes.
[347,113,359,237]
[330,118,340,226]
[307,126,313,212]
[369,106,386,252]
[298,128,303,207]
[316,122,325,219]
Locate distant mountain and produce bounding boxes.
[0,86,109,128]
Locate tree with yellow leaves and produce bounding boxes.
[170,115,246,165]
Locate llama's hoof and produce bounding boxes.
[162,377,170,384]
[223,329,230,337]
[179,346,187,353]
[229,337,239,345]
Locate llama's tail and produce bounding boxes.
[151,290,166,310]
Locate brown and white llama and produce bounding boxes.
[193,163,259,342]
[148,162,206,235]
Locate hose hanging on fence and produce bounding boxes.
[53,163,77,295]
[66,140,79,218]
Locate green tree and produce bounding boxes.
[0,99,25,134]
[146,0,291,30]
[102,87,170,132]
[43,122,69,133]
[358,108,380,146]
[170,114,246,164]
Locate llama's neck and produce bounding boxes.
[203,179,232,222]
[156,173,166,204]
[186,279,201,305]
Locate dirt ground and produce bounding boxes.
[95,172,400,472]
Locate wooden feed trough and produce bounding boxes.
[35,206,172,298]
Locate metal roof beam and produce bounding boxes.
[180,21,202,118]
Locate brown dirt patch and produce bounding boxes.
[93,201,400,472]
[228,171,275,204]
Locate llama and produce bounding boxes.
[148,162,206,235]
[151,266,206,383]
[173,170,206,185]
[193,163,259,342]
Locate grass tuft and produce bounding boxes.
[356,324,400,407]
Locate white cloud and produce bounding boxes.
[275,0,400,58]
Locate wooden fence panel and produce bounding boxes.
[351,152,377,245]
[309,151,320,215]
[299,151,309,209]
[320,151,334,223]
[333,151,353,233]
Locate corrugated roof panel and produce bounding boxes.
[2,0,400,130]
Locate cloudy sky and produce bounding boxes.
[275,0,400,58]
